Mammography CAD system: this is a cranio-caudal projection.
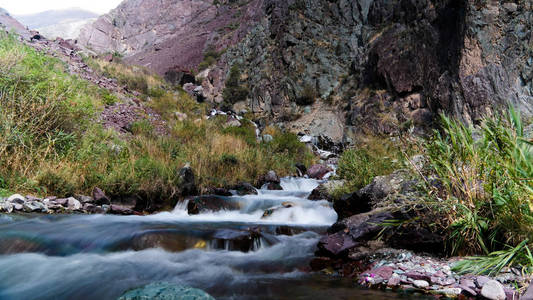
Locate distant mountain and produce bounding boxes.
[0,7,31,38]
[14,8,98,39]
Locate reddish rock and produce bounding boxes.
[92,187,111,205]
[306,164,332,179]
[372,266,394,280]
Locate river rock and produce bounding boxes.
[178,164,197,196]
[308,180,345,201]
[187,195,240,215]
[92,187,111,205]
[266,182,282,190]
[481,280,506,300]
[264,170,280,184]
[262,134,273,143]
[413,280,429,288]
[212,187,232,196]
[13,203,23,211]
[0,202,13,213]
[118,282,215,300]
[7,194,25,204]
[306,164,332,179]
[76,195,94,203]
[110,204,134,215]
[233,182,257,196]
[67,197,82,210]
[211,229,262,252]
[295,163,307,176]
[333,191,372,219]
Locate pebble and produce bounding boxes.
[413,280,429,288]
[481,280,506,300]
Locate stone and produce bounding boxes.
[223,117,241,128]
[295,163,307,176]
[187,195,240,215]
[23,201,43,213]
[372,266,394,280]
[13,203,23,211]
[7,194,25,204]
[481,280,506,300]
[55,198,68,206]
[178,164,197,196]
[233,182,257,196]
[174,111,188,121]
[413,280,429,288]
[117,282,215,300]
[476,276,491,288]
[212,188,232,196]
[264,170,280,184]
[333,191,372,219]
[262,134,273,143]
[110,204,134,215]
[434,288,462,297]
[387,274,401,287]
[92,187,111,205]
[306,164,332,179]
[75,195,94,203]
[67,197,82,210]
[0,202,13,213]
[266,182,283,190]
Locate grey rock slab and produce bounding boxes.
[480,280,506,300]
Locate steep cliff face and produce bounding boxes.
[78,0,264,75]
[78,0,533,144]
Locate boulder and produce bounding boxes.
[118,282,215,300]
[7,194,25,204]
[75,195,94,203]
[295,163,307,176]
[210,229,263,252]
[92,187,111,205]
[233,182,257,196]
[264,170,280,184]
[333,191,372,219]
[178,164,197,196]
[212,187,232,196]
[187,196,240,215]
[0,202,13,213]
[223,117,241,129]
[306,164,332,179]
[308,180,345,201]
[110,204,135,215]
[358,170,413,205]
[481,280,506,300]
[266,182,282,190]
[67,197,82,210]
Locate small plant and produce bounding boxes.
[222,65,249,104]
[295,84,317,105]
[129,120,154,136]
[336,137,403,191]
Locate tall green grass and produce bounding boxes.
[423,106,533,273]
[0,33,314,209]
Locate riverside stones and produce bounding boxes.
[481,280,506,300]
[7,194,25,204]
[306,164,332,179]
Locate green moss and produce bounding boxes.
[222,65,249,104]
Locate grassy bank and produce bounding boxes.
[0,33,314,209]
[423,108,533,274]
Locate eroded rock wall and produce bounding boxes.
[78,0,533,143]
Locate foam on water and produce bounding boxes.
[169,177,337,226]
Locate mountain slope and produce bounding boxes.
[0,8,31,38]
[78,0,533,145]
[14,8,98,39]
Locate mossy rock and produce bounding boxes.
[118,282,215,300]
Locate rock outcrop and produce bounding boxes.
[77,0,533,143]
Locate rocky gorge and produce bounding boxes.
[0,0,533,299]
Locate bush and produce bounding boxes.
[337,137,403,191]
[422,107,533,273]
[222,65,249,104]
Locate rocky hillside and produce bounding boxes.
[81,0,532,145]
[15,8,98,39]
[0,8,31,38]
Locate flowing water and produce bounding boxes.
[0,178,422,299]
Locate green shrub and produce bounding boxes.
[337,138,402,191]
[36,170,76,196]
[423,107,533,272]
[222,65,249,104]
